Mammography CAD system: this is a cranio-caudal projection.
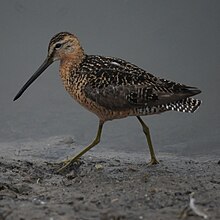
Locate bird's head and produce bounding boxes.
[48,32,83,61]
[13,32,84,101]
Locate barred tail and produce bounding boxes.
[167,98,202,113]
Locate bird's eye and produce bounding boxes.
[55,43,62,49]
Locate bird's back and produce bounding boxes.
[62,55,201,120]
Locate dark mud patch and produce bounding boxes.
[0,137,219,219]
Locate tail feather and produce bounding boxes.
[180,86,201,97]
[166,97,201,113]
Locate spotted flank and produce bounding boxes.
[76,55,202,118]
[164,97,201,113]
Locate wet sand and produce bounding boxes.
[0,136,219,220]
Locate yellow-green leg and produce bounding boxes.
[136,116,159,165]
[57,120,104,173]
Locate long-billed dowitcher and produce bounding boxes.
[14,32,201,172]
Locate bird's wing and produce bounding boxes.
[84,68,200,111]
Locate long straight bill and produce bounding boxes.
[13,57,53,101]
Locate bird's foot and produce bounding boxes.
[56,157,81,173]
[147,157,159,165]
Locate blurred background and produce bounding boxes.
[0,0,219,158]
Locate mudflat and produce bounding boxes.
[0,136,219,220]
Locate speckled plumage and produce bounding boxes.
[14,32,202,171]
[60,53,201,121]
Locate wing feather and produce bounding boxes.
[84,68,201,111]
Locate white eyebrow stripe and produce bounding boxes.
[49,40,66,56]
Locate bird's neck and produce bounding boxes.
[59,48,85,82]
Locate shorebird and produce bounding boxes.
[14,32,201,172]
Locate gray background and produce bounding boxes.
[1,0,219,158]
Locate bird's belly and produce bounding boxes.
[64,83,131,121]
[62,78,165,121]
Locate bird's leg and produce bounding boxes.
[136,116,159,165]
[57,120,104,173]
